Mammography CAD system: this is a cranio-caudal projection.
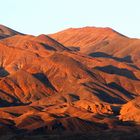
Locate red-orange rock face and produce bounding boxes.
[119,96,140,122]
[0,25,140,139]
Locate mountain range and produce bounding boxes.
[0,24,140,140]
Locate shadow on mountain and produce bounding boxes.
[68,46,80,52]
[94,82,133,101]
[93,89,125,104]
[129,64,140,71]
[0,67,9,77]
[107,82,135,99]
[40,43,56,51]
[95,65,139,80]
[0,98,15,107]
[0,34,9,39]
[33,73,57,91]
[0,90,23,107]
[82,82,127,104]
[89,52,132,63]
[68,93,80,101]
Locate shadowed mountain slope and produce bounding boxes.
[0,24,22,39]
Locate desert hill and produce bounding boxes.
[0,25,140,139]
[50,27,140,66]
[0,24,22,39]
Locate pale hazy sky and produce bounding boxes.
[0,0,140,38]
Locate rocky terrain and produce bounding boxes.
[0,24,140,139]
